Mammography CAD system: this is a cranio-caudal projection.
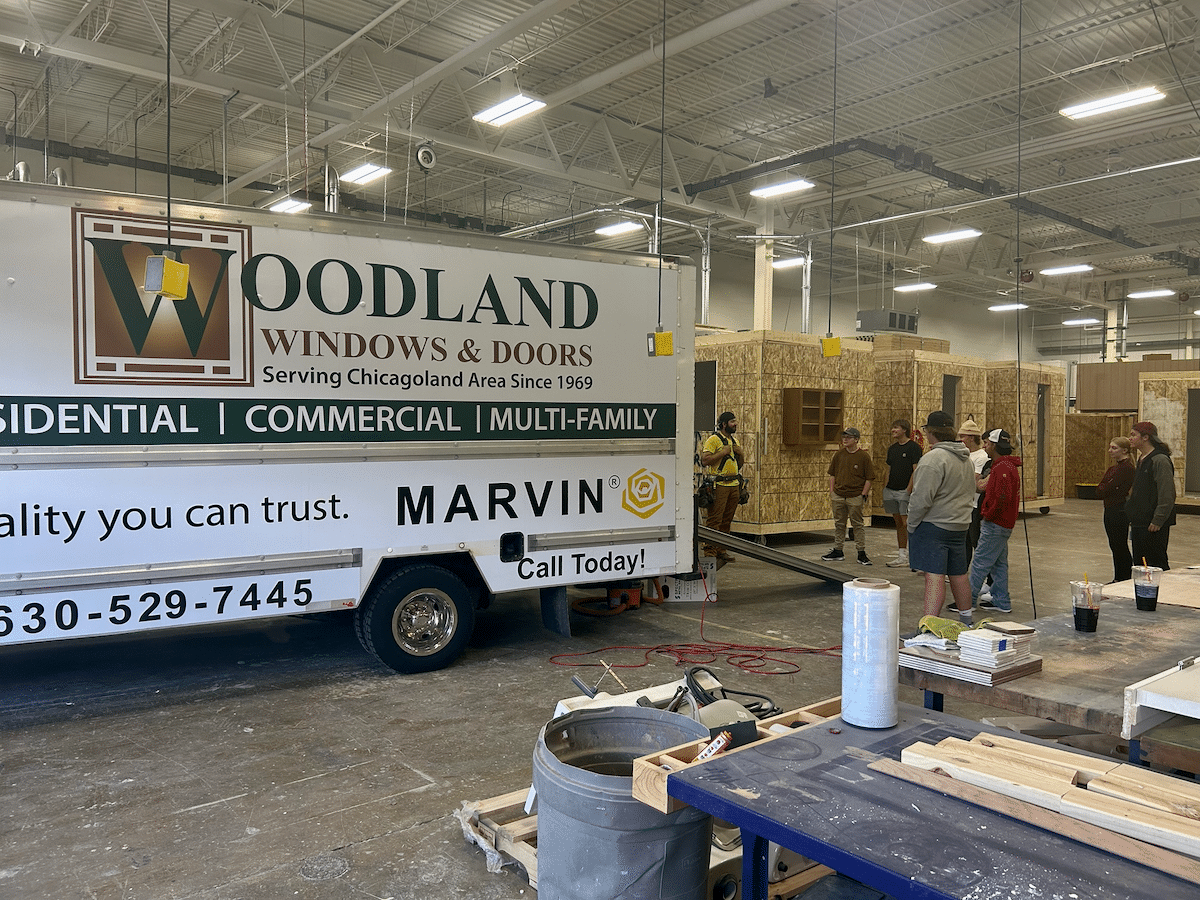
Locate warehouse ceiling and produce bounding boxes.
[4,0,1200,320]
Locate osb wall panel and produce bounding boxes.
[760,334,875,531]
[696,333,763,527]
[868,351,987,506]
[1139,372,1199,497]
[985,362,1067,503]
[1064,413,1135,493]
[697,331,875,534]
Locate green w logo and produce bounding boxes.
[85,237,236,357]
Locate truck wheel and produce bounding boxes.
[355,565,476,673]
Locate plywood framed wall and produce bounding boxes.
[870,350,988,507]
[1138,371,1198,498]
[985,361,1067,508]
[695,331,875,536]
[1064,413,1135,494]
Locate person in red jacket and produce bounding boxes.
[969,428,1022,613]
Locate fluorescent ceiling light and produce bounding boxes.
[1040,263,1093,276]
[269,197,311,214]
[473,93,546,126]
[771,256,807,269]
[894,282,936,293]
[1060,86,1165,120]
[750,178,815,198]
[595,221,643,236]
[989,303,1029,312]
[1129,288,1174,299]
[922,228,982,244]
[1062,317,1100,326]
[341,162,392,185]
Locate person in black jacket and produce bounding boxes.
[1097,436,1135,582]
[1125,422,1176,571]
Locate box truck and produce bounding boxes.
[0,183,694,672]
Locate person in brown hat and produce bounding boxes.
[1126,421,1176,570]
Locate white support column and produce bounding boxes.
[1105,305,1119,361]
[753,208,774,331]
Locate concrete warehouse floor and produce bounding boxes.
[1,498,1195,900]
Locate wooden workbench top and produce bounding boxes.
[898,603,1200,736]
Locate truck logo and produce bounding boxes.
[73,210,252,386]
[621,468,665,519]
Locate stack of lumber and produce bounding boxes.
[894,733,1200,862]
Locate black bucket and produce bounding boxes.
[532,706,713,900]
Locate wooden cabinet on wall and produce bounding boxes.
[782,388,844,445]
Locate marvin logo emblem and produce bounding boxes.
[622,468,666,519]
[73,209,253,385]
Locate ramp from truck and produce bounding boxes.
[697,527,847,585]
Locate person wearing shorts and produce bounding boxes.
[907,411,975,625]
[883,419,921,568]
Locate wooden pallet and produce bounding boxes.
[632,696,842,813]
[458,785,837,898]
[456,788,539,887]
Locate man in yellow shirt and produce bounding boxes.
[701,411,744,563]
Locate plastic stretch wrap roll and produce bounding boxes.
[841,578,900,729]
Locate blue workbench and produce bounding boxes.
[668,703,1197,900]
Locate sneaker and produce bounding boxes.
[978,585,992,601]
[886,550,909,568]
[978,598,1012,614]
[820,548,845,561]
[857,551,872,566]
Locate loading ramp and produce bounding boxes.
[697,526,848,586]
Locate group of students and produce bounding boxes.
[701,412,1178,625]
[822,412,1021,627]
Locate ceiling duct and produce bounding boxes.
[856,308,919,334]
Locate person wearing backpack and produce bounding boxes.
[700,411,744,564]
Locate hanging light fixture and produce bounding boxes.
[1062,317,1100,325]
[341,162,392,185]
[989,303,1029,311]
[595,221,643,236]
[894,282,936,293]
[1060,86,1165,120]
[771,255,807,269]
[1040,263,1093,276]
[922,227,982,244]
[750,177,815,198]
[269,197,312,214]
[142,0,189,302]
[474,70,545,126]
[1128,288,1174,299]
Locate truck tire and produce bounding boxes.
[355,565,476,673]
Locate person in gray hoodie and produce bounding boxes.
[907,411,976,625]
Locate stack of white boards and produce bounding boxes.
[900,622,1041,686]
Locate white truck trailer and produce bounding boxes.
[0,182,694,673]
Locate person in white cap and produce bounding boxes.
[970,428,1022,614]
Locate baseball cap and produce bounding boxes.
[957,419,982,436]
[985,428,1013,449]
[842,427,861,439]
[923,411,954,428]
